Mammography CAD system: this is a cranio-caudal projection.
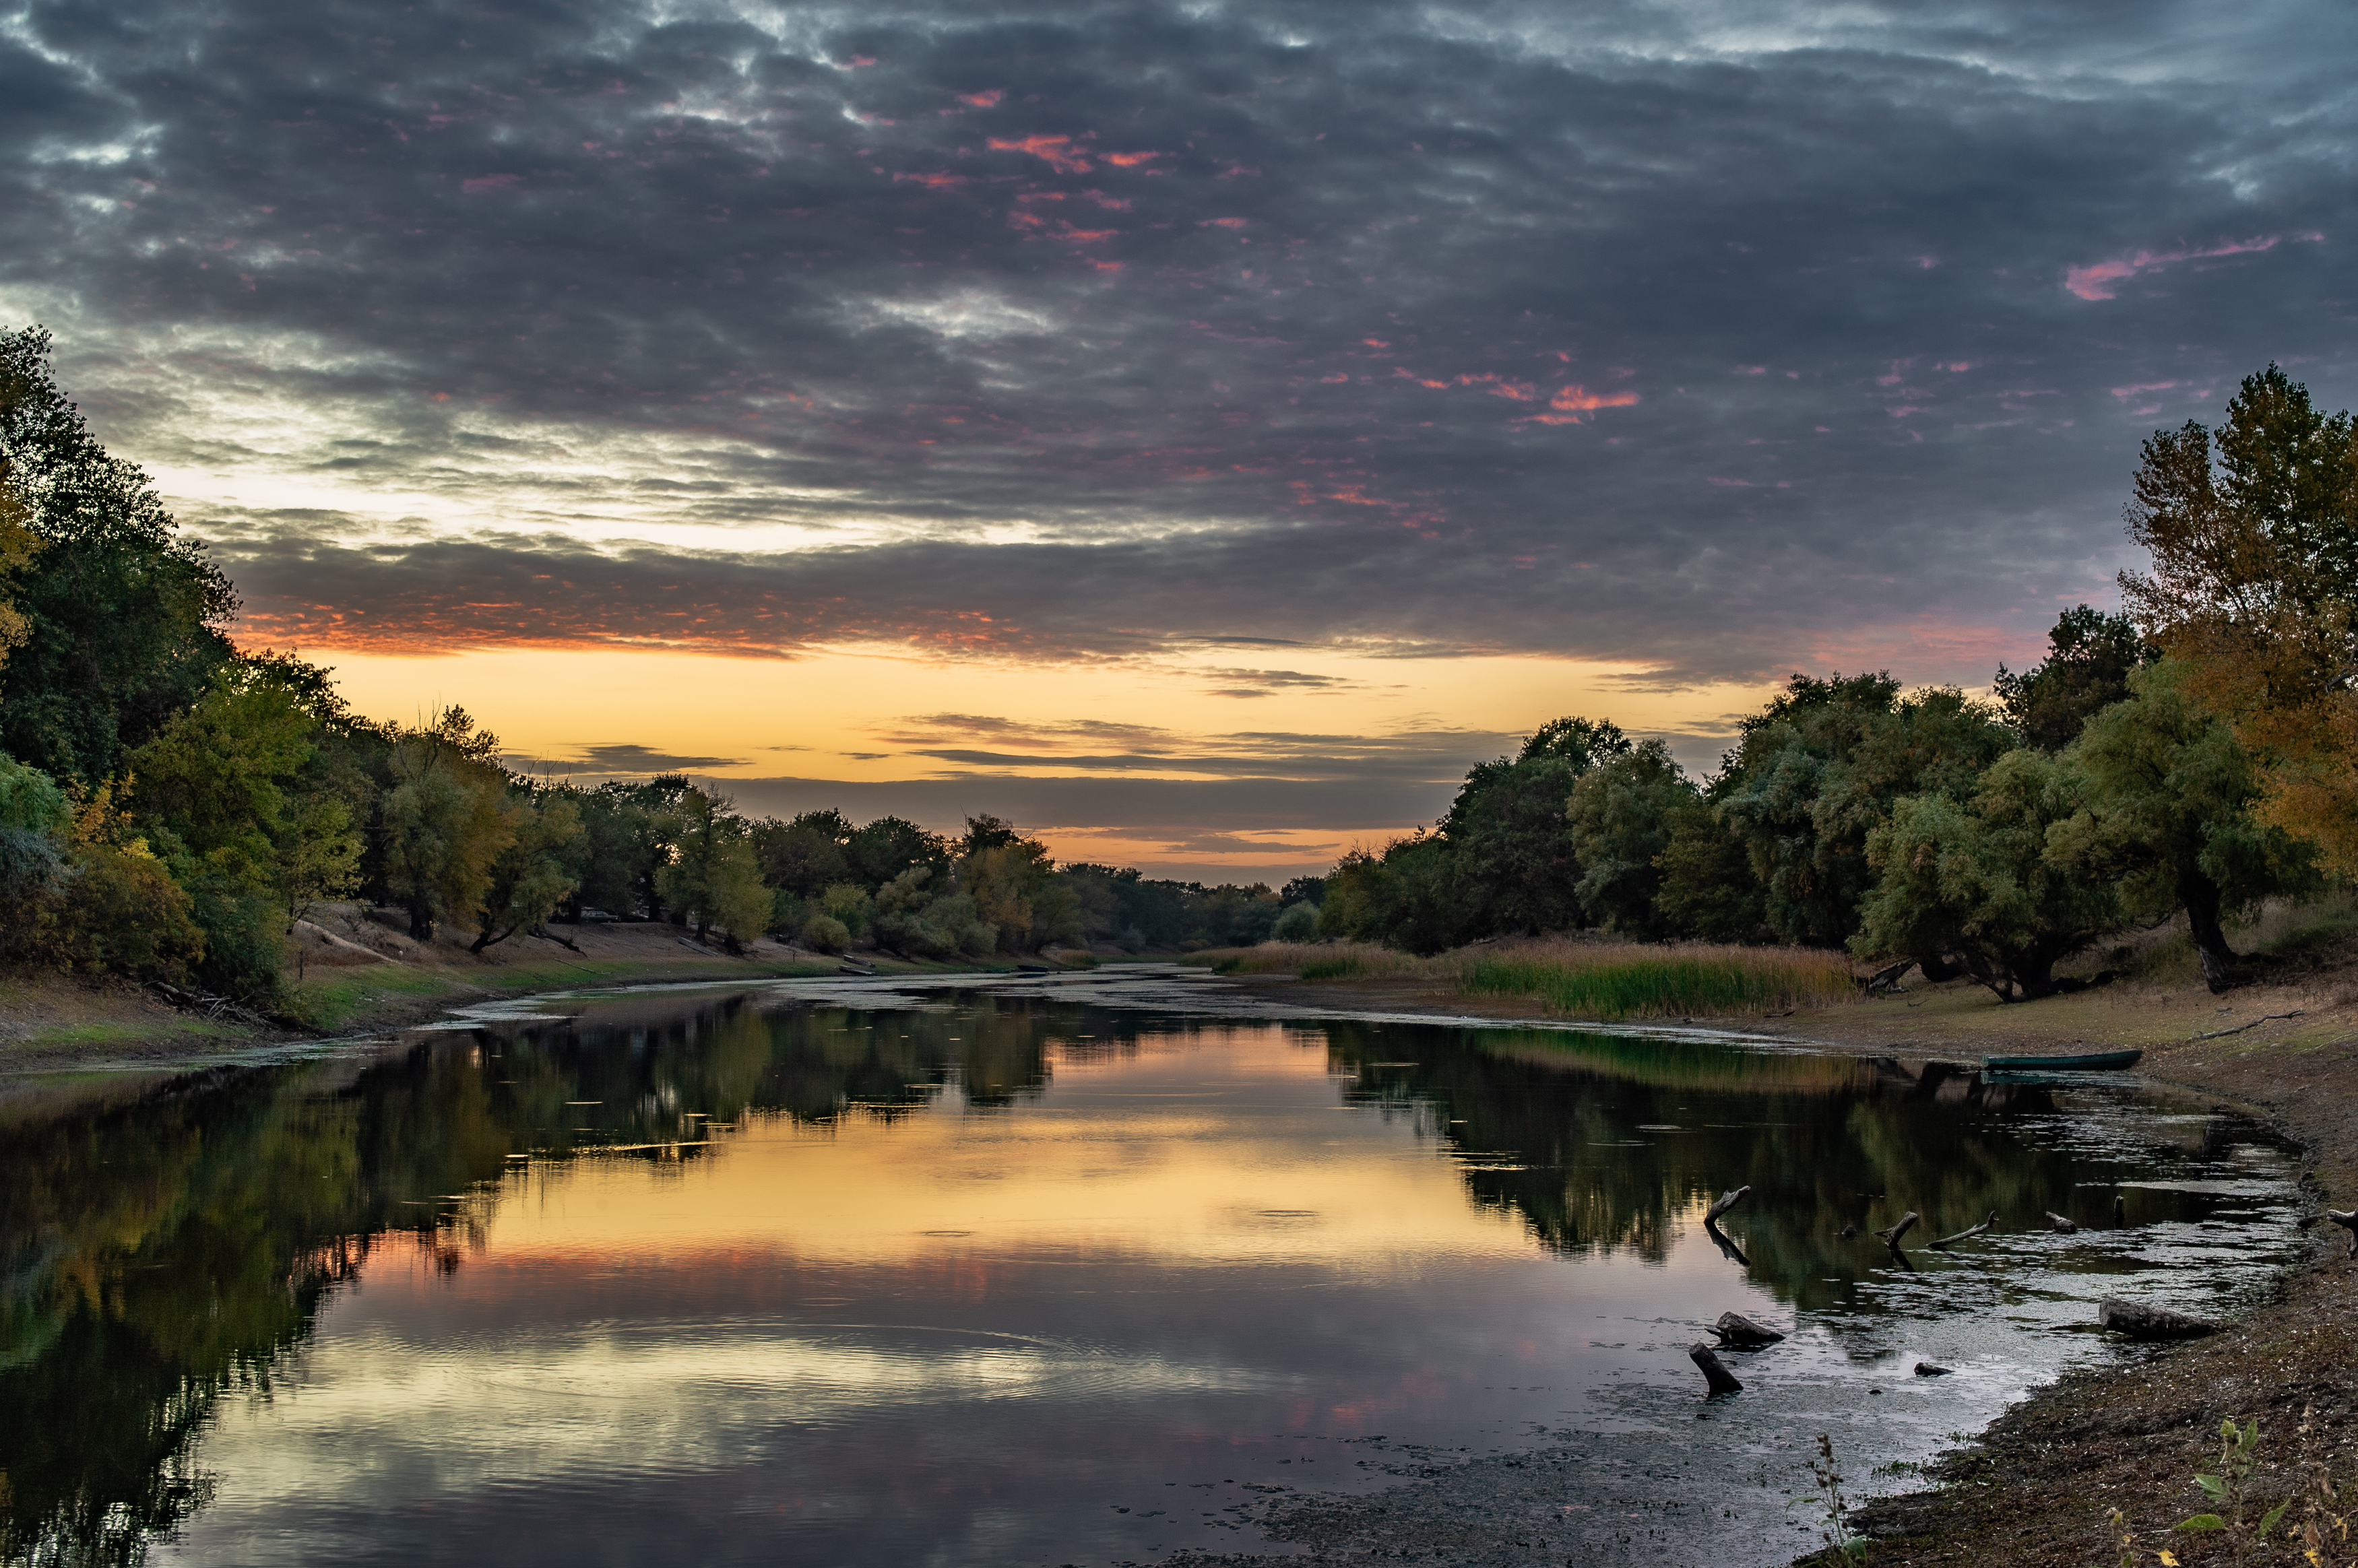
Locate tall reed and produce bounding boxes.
[1458,944,1855,1019]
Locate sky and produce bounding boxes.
[5,0,2355,882]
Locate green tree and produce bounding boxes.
[1992,605,2157,752]
[1442,717,1631,938]
[2050,659,2314,991]
[381,709,512,940]
[872,866,996,958]
[1854,750,2120,1001]
[1653,799,1766,942]
[1719,675,2013,948]
[751,812,851,896]
[654,787,771,948]
[0,328,238,781]
[470,791,584,954]
[848,815,949,890]
[1565,739,1696,937]
[1271,901,1320,942]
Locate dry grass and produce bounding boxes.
[1192,936,1861,1020]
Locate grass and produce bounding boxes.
[1192,935,1861,1020]
[1460,942,1857,1020]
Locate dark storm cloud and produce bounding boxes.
[8,0,2357,682]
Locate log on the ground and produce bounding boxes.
[1704,1185,1750,1224]
[2045,1211,2079,1234]
[2097,1297,2221,1340]
[2328,1209,2358,1257]
[1688,1342,1743,1395]
[1930,1210,2000,1249]
[1875,1211,1920,1247]
[1913,1362,1952,1377]
[1711,1311,1785,1348]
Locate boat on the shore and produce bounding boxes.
[1981,1048,2142,1072]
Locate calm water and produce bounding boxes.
[0,966,2305,1567]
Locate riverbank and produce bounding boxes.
[0,905,1069,1077]
[1190,961,2358,1566]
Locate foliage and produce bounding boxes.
[2053,659,2315,989]
[0,751,69,837]
[1461,944,1856,1020]
[2121,365,2358,875]
[871,867,996,958]
[800,914,852,954]
[1854,749,2122,1000]
[1566,739,1696,937]
[1994,604,2157,751]
[654,787,763,948]
[0,327,238,782]
[381,708,512,940]
[1271,901,1320,942]
[52,845,204,985]
[471,789,583,954]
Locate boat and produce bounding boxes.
[837,964,877,977]
[1981,1049,2142,1072]
[1016,963,1055,975]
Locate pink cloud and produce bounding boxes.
[895,172,970,190]
[988,135,1093,174]
[2066,232,2324,300]
[461,174,521,193]
[1104,151,1169,168]
[959,89,1004,108]
[1549,385,1640,413]
[1202,217,1248,228]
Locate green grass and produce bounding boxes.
[1460,948,1856,1019]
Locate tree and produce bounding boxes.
[655,786,768,948]
[1992,605,2157,752]
[1854,750,2120,1001]
[1719,674,2013,948]
[750,812,850,896]
[959,832,1079,953]
[0,328,238,781]
[564,777,687,919]
[381,709,512,940]
[2119,364,2358,875]
[2049,659,2314,991]
[848,815,949,890]
[128,663,319,891]
[872,866,996,958]
[1565,740,1696,937]
[1442,717,1630,938]
[470,791,583,954]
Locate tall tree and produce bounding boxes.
[381,709,512,940]
[0,328,238,780]
[2119,364,2358,874]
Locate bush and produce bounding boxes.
[55,847,204,983]
[183,881,287,1002]
[0,753,69,836]
[801,914,851,953]
[1271,901,1320,942]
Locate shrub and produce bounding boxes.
[1271,901,1320,942]
[55,847,204,983]
[801,914,851,953]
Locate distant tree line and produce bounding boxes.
[1319,364,2357,1000]
[0,327,1307,1008]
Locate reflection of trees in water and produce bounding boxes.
[1317,1024,2118,1314]
[0,992,1060,1565]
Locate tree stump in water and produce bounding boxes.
[1875,1211,1919,1247]
[2097,1298,2220,1340]
[2045,1211,2078,1234]
[1688,1342,1744,1395]
[1704,1186,1750,1224]
[1711,1312,1785,1348]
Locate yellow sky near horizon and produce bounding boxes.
[309,641,1793,876]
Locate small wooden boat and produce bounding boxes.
[1981,1048,2142,1072]
[1016,963,1055,975]
[837,963,877,977]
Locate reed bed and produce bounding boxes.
[1458,941,1857,1020]
[1192,936,1858,1020]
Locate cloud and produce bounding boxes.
[511,742,748,775]
[1,0,2352,696]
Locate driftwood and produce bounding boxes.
[2190,1010,2305,1042]
[1704,1186,1750,1224]
[1704,1224,1750,1266]
[2097,1298,2221,1341]
[1914,1362,1952,1377]
[2327,1210,2358,1257]
[2045,1211,2079,1234]
[1688,1342,1744,1396]
[1859,959,1913,996]
[1930,1210,1999,1249]
[1875,1211,1920,1247]
[1711,1312,1785,1349]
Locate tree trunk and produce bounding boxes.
[406,899,435,941]
[1688,1342,1743,1395]
[1711,1311,1785,1348]
[1915,953,1965,983]
[2182,870,2237,993]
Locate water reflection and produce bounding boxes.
[0,984,2301,1567]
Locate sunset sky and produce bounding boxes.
[7,0,2353,880]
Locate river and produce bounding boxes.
[0,965,2303,1566]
